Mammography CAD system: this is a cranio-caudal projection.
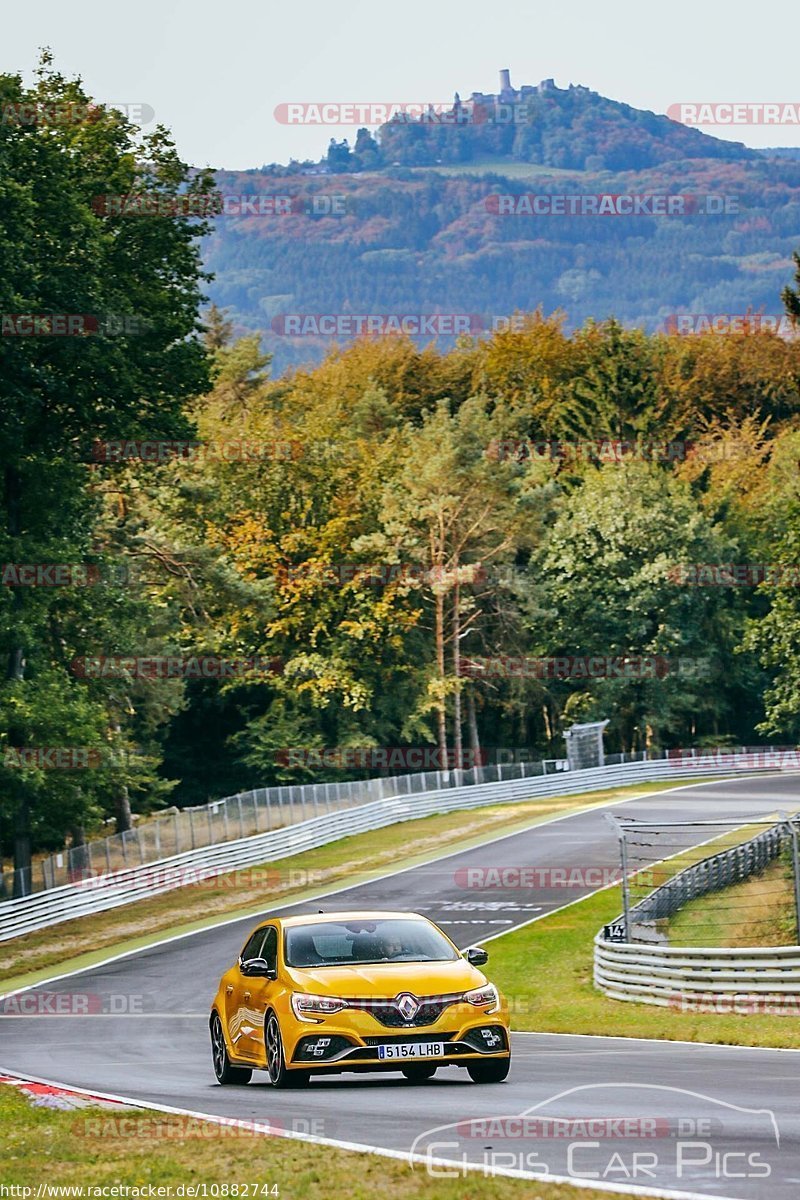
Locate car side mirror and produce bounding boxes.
[241,957,277,979]
[465,946,488,966]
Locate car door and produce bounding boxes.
[226,927,266,1058]
[239,925,279,1063]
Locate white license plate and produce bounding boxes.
[377,1041,444,1060]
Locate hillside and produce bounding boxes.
[372,76,756,172]
[203,76,800,375]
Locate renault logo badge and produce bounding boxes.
[396,993,419,1020]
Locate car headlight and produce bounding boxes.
[291,993,349,1022]
[464,983,500,1013]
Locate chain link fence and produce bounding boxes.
[2,744,778,901]
[605,814,800,946]
[7,751,623,898]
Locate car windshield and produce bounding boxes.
[284,918,459,968]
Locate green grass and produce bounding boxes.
[1,779,710,993]
[666,854,797,947]
[488,882,800,1048]
[0,1085,645,1200]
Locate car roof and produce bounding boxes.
[264,911,431,930]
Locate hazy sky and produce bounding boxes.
[5,0,800,169]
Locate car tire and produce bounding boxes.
[401,1064,437,1082]
[265,1011,310,1089]
[467,1057,510,1083]
[210,1012,253,1085]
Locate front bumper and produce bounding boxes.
[289,1021,510,1070]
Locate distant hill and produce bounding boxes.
[372,74,756,172]
[204,74,800,375]
[761,147,800,160]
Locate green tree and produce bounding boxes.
[0,56,214,887]
[532,463,743,750]
[782,250,800,324]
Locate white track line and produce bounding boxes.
[0,773,771,1002]
[0,1067,755,1200]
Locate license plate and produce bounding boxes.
[377,1041,444,1060]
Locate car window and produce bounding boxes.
[261,926,278,972]
[285,918,459,968]
[240,928,266,963]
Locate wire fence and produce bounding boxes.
[1,743,782,901]
[606,815,800,946]
[2,752,592,899]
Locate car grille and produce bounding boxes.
[367,1002,445,1027]
[350,993,463,1028]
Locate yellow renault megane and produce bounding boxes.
[210,911,511,1087]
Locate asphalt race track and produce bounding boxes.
[3,775,800,1199]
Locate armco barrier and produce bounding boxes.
[0,754,790,943]
[594,936,800,1008]
[20,756,575,895]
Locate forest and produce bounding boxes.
[2,59,800,887]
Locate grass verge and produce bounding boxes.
[488,881,800,1048]
[0,778,718,993]
[666,854,796,947]
[0,1086,646,1200]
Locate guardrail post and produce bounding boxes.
[605,813,631,942]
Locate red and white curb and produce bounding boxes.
[1,1072,127,1111]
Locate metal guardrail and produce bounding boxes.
[10,745,786,897]
[594,937,800,1007]
[595,812,800,1008]
[15,756,580,897]
[0,753,782,944]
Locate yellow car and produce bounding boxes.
[210,910,511,1088]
